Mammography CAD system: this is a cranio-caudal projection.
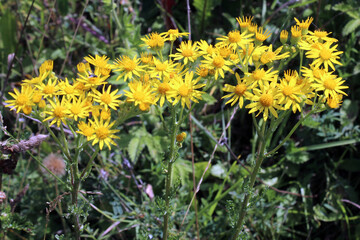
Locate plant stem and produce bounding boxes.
[163,106,179,240]
[231,121,267,239]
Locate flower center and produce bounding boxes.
[182,49,193,57]
[282,86,293,96]
[123,59,136,71]
[88,77,99,84]
[64,86,74,94]
[53,106,66,118]
[70,105,82,115]
[96,127,109,140]
[158,82,170,94]
[17,94,29,105]
[83,127,94,137]
[178,84,190,97]
[234,84,247,96]
[252,69,265,80]
[100,93,112,104]
[133,91,145,101]
[43,85,55,94]
[314,30,327,38]
[228,31,241,43]
[212,56,225,68]
[156,63,167,71]
[323,78,336,90]
[198,68,208,77]
[320,48,331,60]
[260,94,273,107]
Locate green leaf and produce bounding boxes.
[210,163,226,179]
[194,161,211,183]
[342,19,360,36]
[57,0,69,16]
[201,92,217,105]
[127,137,144,163]
[333,3,360,19]
[0,10,17,54]
[313,204,342,222]
[172,158,192,186]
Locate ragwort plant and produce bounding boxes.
[3,14,348,239]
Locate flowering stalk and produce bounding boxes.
[231,101,325,239]
[163,105,181,240]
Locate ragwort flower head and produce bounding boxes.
[222,72,252,108]
[113,56,144,82]
[43,97,68,127]
[160,29,189,41]
[5,85,34,114]
[170,40,198,65]
[124,80,155,111]
[304,41,343,71]
[245,81,282,121]
[88,117,120,150]
[169,71,205,109]
[92,85,122,110]
[141,32,165,50]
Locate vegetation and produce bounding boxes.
[0,0,359,239]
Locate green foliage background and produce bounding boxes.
[0,0,359,239]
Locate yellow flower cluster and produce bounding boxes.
[5,57,121,150]
[5,16,348,151]
[221,16,348,120]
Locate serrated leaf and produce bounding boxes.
[333,3,360,19]
[127,137,144,163]
[143,135,162,162]
[172,158,192,186]
[342,19,360,36]
[194,161,211,183]
[201,92,217,105]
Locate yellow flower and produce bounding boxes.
[290,25,302,45]
[255,27,271,45]
[170,40,198,64]
[43,98,68,127]
[236,16,253,32]
[84,54,111,69]
[141,32,165,50]
[57,78,80,99]
[88,117,120,150]
[278,77,303,113]
[160,29,189,41]
[124,80,155,110]
[305,41,343,71]
[245,81,282,121]
[280,30,288,44]
[76,67,109,90]
[312,71,348,99]
[246,67,278,88]
[168,71,205,109]
[294,17,313,34]
[217,30,254,51]
[196,65,209,78]
[77,121,95,140]
[327,94,343,108]
[301,66,326,83]
[153,78,175,107]
[201,54,233,80]
[39,60,54,75]
[149,58,177,79]
[140,52,153,65]
[222,72,252,108]
[36,78,59,99]
[92,85,122,110]
[22,73,47,87]
[64,96,91,121]
[248,22,258,33]
[5,85,34,113]
[197,40,216,56]
[113,56,144,82]
[260,45,290,65]
[306,30,338,43]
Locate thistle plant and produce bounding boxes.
[3,14,348,239]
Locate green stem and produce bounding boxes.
[265,106,325,158]
[163,106,180,240]
[231,121,267,239]
[80,147,100,181]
